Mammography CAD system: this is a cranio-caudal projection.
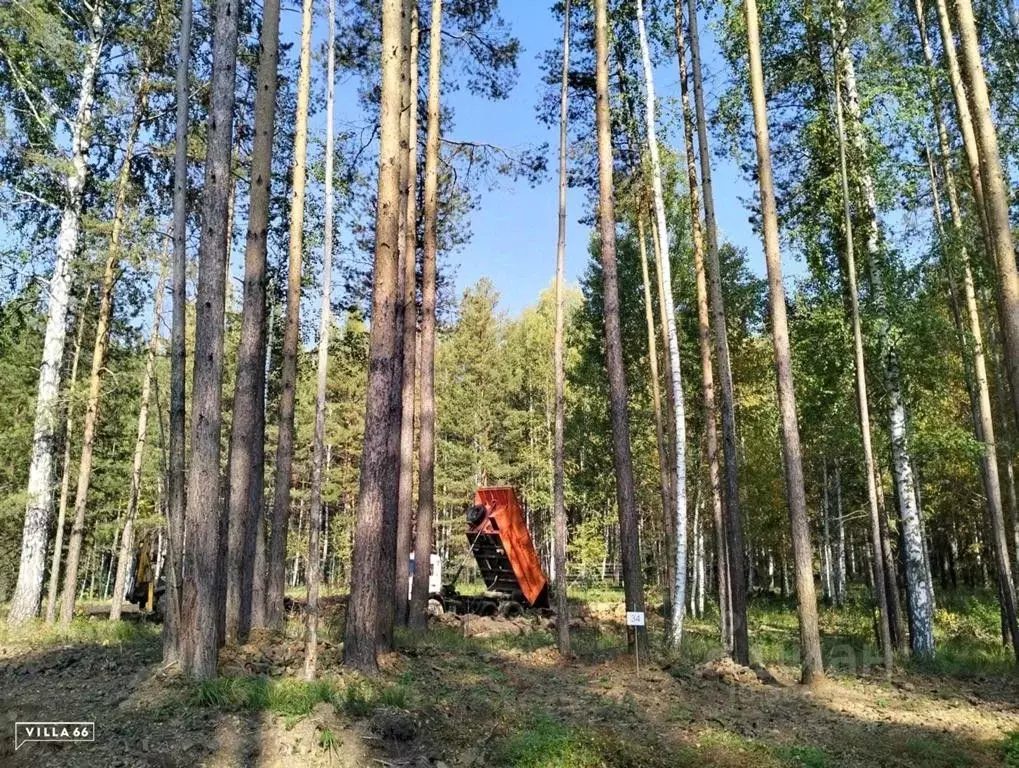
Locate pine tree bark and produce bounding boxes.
[410,0,443,634]
[266,0,314,631]
[745,0,824,683]
[595,0,647,654]
[552,0,572,657]
[59,76,149,627]
[687,0,744,661]
[181,0,241,679]
[635,0,687,649]
[165,0,193,667]
[7,3,106,626]
[377,0,412,654]
[675,0,728,649]
[110,266,167,621]
[346,0,405,670]
[394,0,421,629]
[304,0,335,678]
[224,0,281,644]
[45,288,91,624]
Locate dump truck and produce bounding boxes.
[441,486,550,617]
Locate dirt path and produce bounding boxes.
[1,615,1017,767]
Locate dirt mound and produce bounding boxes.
[695,657,763,686]
[434,613,531,638]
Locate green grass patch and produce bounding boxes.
[190,676,335,716]
[0,616,160,650]
[775,744,828,767]
[491,715,607,768]
[339,679,412,718]
[1003,732,1019,767]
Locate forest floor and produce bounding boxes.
[1,589,1018,767]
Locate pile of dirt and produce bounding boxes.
[695,656,764,686]
[434,613,532,638]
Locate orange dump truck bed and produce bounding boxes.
[469,487,550,608]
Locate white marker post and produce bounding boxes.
[626,610,645,673]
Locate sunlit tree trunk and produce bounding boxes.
[822,461,834,602]
[552,0,572,657]
[395,0,421,629]
[595,0,647,654]
[305,0,335,679]
[635,0,687,649]
[165,0,194,667]
[745,0,824,683]
[347,0,405,670]
[637,215,674,618]
[110,267,167,622]
[224,0,281,643]
[59,76,149,627]
[7,3,106,626]
[410,0,443,634]
[267,0,314,631]
[45,288,91,624]
[675,0,727,647]
[181,0,241,680]
[686,0,743,660]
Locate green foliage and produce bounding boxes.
[1003,732,1019,767]
[189,677,335,717]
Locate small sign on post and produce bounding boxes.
[626,611,645,673]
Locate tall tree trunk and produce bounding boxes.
[377,0,413,653]
[346,0,405,671]
[687,0,745,662]
[832,0,934,658]
[305,0,335,679]
[636,0,687,649]
[7,4,106,626]
[181,0,241,679]
[834,464,847,605]
[165,0,194,666]
[110,267,166,621]
[675,0,727,647]
[822,461,834,602]
[394,0,421,629]
[267,0,313,631]
[224,0,281,643]
[552,0,572,657]
[926,151,1019,659]
[59,77,149,627]
[745,0,824,683]
[595,0,647,654]
[45,288,91,624]
[638,216,675,620]
[410,0,443,634]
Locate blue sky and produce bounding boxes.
[297,1,780,319]
[429,3,771,316]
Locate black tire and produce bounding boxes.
[498,601,523,619]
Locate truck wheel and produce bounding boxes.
[427,597,444,616]
[498,601,523,619]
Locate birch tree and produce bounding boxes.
[6,1,107,626]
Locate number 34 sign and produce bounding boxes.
[625,611,645,627]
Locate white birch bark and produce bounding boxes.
[635,0,688,648]
[833,0,934,656]
[7,4,106,625]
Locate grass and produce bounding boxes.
[190,676,336,716]
[0,615,159,650]
[491,715,605,768]
[1003,732,1019,767]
